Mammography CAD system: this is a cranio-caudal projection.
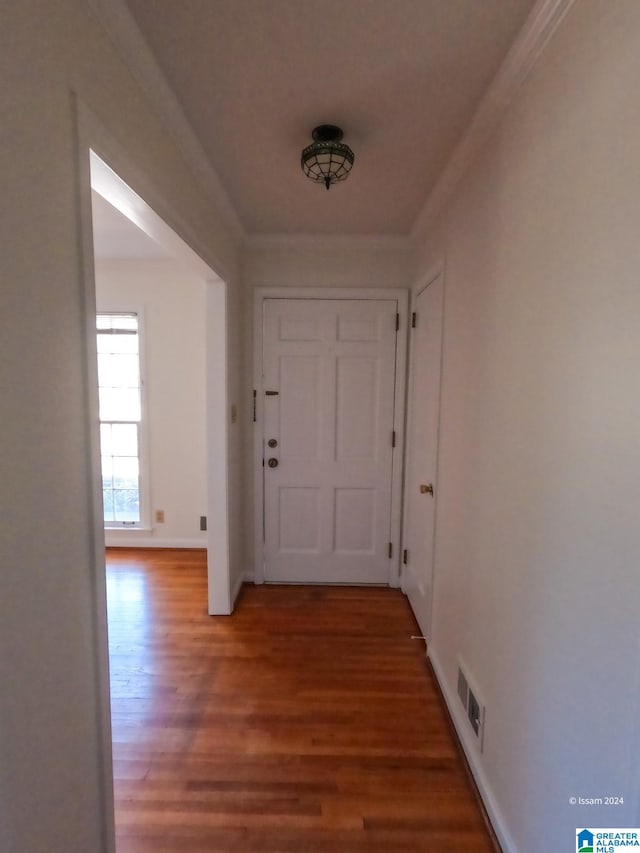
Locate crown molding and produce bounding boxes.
[86,0,244,241]
[245,233,414,253]
[411,0,578,242]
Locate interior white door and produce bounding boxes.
[402,273,444,639]
[262,298,398,584]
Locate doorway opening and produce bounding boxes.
[87,151,231,614]
[77,142,233,847]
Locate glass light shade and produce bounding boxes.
[301,126,355,190]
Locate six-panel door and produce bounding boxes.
[262,298,398,584]
[403,274,443,637]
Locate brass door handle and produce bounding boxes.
[420,484,434,496]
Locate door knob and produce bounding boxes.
[267,438,278,448]
[268,457,279,468]
[420,483,434,496]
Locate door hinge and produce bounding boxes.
[403,548,408,565]
[388,542,393,559]
[391,430,396,448]
[395,312,400,331]
[252,389,257,423]
[412,311,417,328]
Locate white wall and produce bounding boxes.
[417,2,640,851]
[224,270,246,601]
[95,258,207,547]
[244,236,414,290]
[0,2,242,851]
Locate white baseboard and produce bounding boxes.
[428,647,518,853]
[230,570,246,608]
[104,536,206,549]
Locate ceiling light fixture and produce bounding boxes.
[301,125,355,190]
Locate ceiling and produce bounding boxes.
[91,191,171,259]
[123,0,536,236]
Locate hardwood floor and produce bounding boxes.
[107,548,496,852]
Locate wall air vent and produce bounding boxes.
[457,660,485,752]
[468,688,482,737]
[457,666,469,709]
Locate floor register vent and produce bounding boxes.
[457,660,485,752]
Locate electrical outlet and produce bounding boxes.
[155,510,165,524]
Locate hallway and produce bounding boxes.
[107,548,496,852]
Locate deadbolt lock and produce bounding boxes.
[267,457,279,468]
[420,483,434,496]
[267,438,278,448]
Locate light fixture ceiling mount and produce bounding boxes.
[301,125,355,190]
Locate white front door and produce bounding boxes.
[402,273,444,638]
[262,298,398,584]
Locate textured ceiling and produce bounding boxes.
[124,0,536,235]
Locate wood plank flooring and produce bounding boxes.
[106,548,496,852]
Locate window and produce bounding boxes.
[97,313,146,528]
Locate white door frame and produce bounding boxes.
[253,287,409,587]
[400,260,446,641]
